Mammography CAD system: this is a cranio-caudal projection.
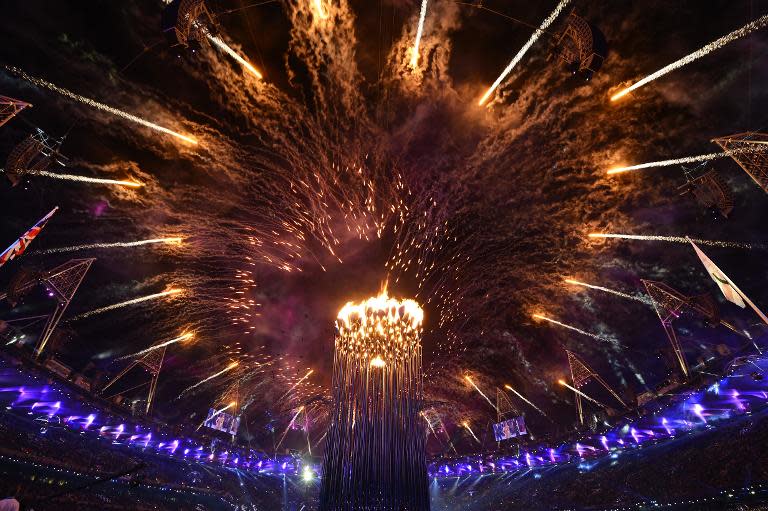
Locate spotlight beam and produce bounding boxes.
[6,65,198,145]
[70,288,183,321]
[478,0,570,106]
[611,13,768,101]
[38,237,183,255]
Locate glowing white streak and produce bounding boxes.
[181,362,239,396]
[312,0,329,20]
[27,170,142,188]
[39,237,183,255]
[207,35,264,80]
[276,406,305,450]
[464,375,498,411]
[532,313,615,343]
[71,288,183,320]
[410,0,429,68]
[606,147,762,174]
[478,0,571,106]
[558,379,607,408]
[117,332,193,360]
[564,278,653,305]
[503,384,548,417]
[6,66,198,145]
[611,14,768,101]
[588,233,761,250]
[278,369,314,402]
[461,421,481,444]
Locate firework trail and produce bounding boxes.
[277,368,314,402]
[478,0,571,106]
[532,313,616,344]
[196,401,236,431]
[70,288,183,321]
[464,375,498,411]
[38,237,182,255]
[611,13,768,101]
[606,146,763,174]
[461,421,481,443]
[207,35,263,80]
[588,233,764,250]
[116,332,193,360]
[564,278,653,305]
[276,405,304,450]
[410,0,429,68]
[179,361,239,397]
[558,379,607,408]
[5,66,198,144]
[503,384,548,417]
[25,170,142,188]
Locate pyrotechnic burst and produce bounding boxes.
[38,237,183,255]
[557,379,606,408]
[464,375,498,411]
[207,35,263,80]
[532,313,617,344]
[409,0,429,68]
[606,147,764,174]
[611,13,768,101]
[5,66,198,144]
[25,169,143,188]
[478,0,571,106]
[564,278,653,305]
[461,421,480,444]
[503,384,548,418]
[117,332,194,360]
[588,233,763,250]
[179,361,239,397]
[70,288,183,321]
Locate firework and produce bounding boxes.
[117,332,194,360]
[26,170,142,188]
[38,237,183,255]
[276,405,304,450]
[180,361,239,396]
[606,147,762,174]
[70,288,183,321]
[320,291,428,511]
[312,0,329,20]
[588,233,762,250]
[207,35,263,80]
[611,13,768,101]
[410,0,429,68]
[6,66,198,144]
[532,313,616,343]
[557,379,606,408]
[478,0,571,106]
[464,375,498,411]
[564,278,653,305]
[503,384,548,417]
[277,368,314,402]
[461,421,480,444]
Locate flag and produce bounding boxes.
[0,207,58,268]
[688,238,745,308]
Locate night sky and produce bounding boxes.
[1,0,767,453]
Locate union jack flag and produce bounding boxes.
[0,207,58,268]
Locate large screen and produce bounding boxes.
[203,408,241,435]
[492,416,527,441]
